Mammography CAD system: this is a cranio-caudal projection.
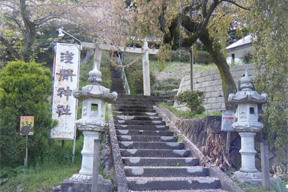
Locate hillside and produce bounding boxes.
[150,61,217,94]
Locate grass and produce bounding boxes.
[150,60,217,81]
[226,170,288,192]
[0,137,84,192]
[157,102,221,119]
[0,163,80,192]
[231,178,288,192]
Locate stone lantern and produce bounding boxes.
[228,70,267,182]
[71,64,117,181]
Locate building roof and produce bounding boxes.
[226,35,252,50]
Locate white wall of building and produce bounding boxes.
[226,46,254,64]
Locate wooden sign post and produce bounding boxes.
[20,116,34,167]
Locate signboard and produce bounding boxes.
[20,116,34,135]
[221,110,236,132]
[50,43,80,140]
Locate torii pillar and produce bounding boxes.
[142,41,150,96]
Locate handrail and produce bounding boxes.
[117,55,130,95]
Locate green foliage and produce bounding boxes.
[175,90,205,116]
[271,181,288,192]
[0,61,53,167]
[244,0,288,147]
[129,70,156,94]
[124,60,156,95]
[158,102,220,119]
[170,50,213,65]
[0,137,83,191]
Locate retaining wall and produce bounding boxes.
[159,105,288,175]
[174,64,255,113]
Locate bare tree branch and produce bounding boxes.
[202,0,208,17]
[4,14,22,28]
[221,0,250,10]
[194,0,220,42]
[0,35,21,60]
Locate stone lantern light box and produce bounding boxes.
[229,70,267,132]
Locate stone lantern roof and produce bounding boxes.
[73,67,117,102]
[228,70,268,104]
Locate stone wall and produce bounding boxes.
[159,105,288,174]
[174,64,255,113]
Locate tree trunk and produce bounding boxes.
[20,0,36,62]
[200,30,237,110]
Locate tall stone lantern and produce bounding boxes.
[71,64,117,181]
[228,70,267,182]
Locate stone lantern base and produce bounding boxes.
[61,174,114,192]
[232,171,262,185]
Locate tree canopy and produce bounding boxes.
[242,0,288,146]
[129,0,287,145]
[128,0,251,109]
[0,0,128,63]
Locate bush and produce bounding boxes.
[175,90,205,115]
[195,51,214,64]
[169,50,213,64]
[129,70,156,94]
[170,49,190,63]
[0,61,54,167]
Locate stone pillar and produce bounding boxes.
[94,45,102,70]
[239,132,257,173]
[78,130,101,176]
[142,41,150,96]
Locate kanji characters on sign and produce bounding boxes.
[58,69,74,82]
[60,51,74,64]
[57,86,72,101]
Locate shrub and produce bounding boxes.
[169,50,213,64]
[170,49,191,63]
[175,90,205,115]
[0,61,54,167]
[129,70,156,94]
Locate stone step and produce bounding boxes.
[114,108,156,113]
[120,149,191,158]
[115,124,169,130]
[114,115,162,121]
[119,142,184,150]
[116,94,167,101]
[117,129,174,136]
[117,135,178,142]
[113,100,157,104]
[114,111,158,116]
[126,177,221,191]
[115,119,165,125]
[113,105,154,109]
[129,189,228,192]
[114,101,158,106]
[122,157,199,167]
[124,166,209,177]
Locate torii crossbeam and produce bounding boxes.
[82,42,158,96]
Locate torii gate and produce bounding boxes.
[82,41,158,96]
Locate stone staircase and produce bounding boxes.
[110,65,125,94]
[111,95,227,191]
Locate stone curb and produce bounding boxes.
[154,105,243,192]
[108,104,129,192]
